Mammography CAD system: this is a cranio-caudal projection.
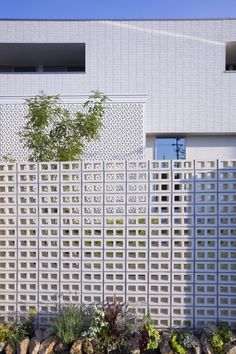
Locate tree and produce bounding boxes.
[20,90,107,162]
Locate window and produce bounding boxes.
[0,43,85,73]
[43,66,84,72]
[155,137,185,160]
[226,42,236,71]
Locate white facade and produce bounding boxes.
[0,20,236,328]
[186,135,236,160]
[0,19,236,160]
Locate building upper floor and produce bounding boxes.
[0,19,236,135]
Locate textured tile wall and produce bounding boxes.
[0,159,235,328]
[0,20,236,134]
[0,100,145,161]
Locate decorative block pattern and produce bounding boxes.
[0,102,144,162]
[0,160,236,328]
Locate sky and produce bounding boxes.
[1,0,236,20]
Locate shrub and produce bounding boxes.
[170,334,186,354]
[84,299,134,353]
[83,305,111,352]
[138,317,160,351]
[210,333,224,354]
[217,323,232,343]
[0,323,10,343]
[178,331,199,350]
[170,330,199,354]
[52,305,85,344]
[6,310,36,347]
[209,323,232,354]
[146,322,160,350]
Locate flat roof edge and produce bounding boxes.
[0,18,236,22]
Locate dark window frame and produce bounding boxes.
[0,43,86,73]
[225,42,236,71]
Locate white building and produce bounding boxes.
[1,18,236,161]
[0,19,236,328]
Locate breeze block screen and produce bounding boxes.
[0,160,235,328]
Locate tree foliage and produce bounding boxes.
[20,90,107,161]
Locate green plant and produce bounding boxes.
[7,310,36,347]
[138,317,160,351]
[146,322,160,350]
[209,324,232,354]
[177,331,199,350]
[2,154,16,163]
[84,299,133,353]
[52,305,85,344]
[116,219,124,225]
[210,333,224,354]
[0,323,10,343]
[217,323,232,343]
[170,334,186,354]
[19,311,36,339]
[106,218,114,225]
[20,90,107,161]
[83,305,110,352]
[170,330,199,354]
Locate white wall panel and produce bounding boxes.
[0,20,236,134]
[0,99,145,161]
[0,159,235,328]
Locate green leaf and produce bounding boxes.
[20,91,107,161]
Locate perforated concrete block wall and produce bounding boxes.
[0,159,235,328]
[0,101,145,161]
